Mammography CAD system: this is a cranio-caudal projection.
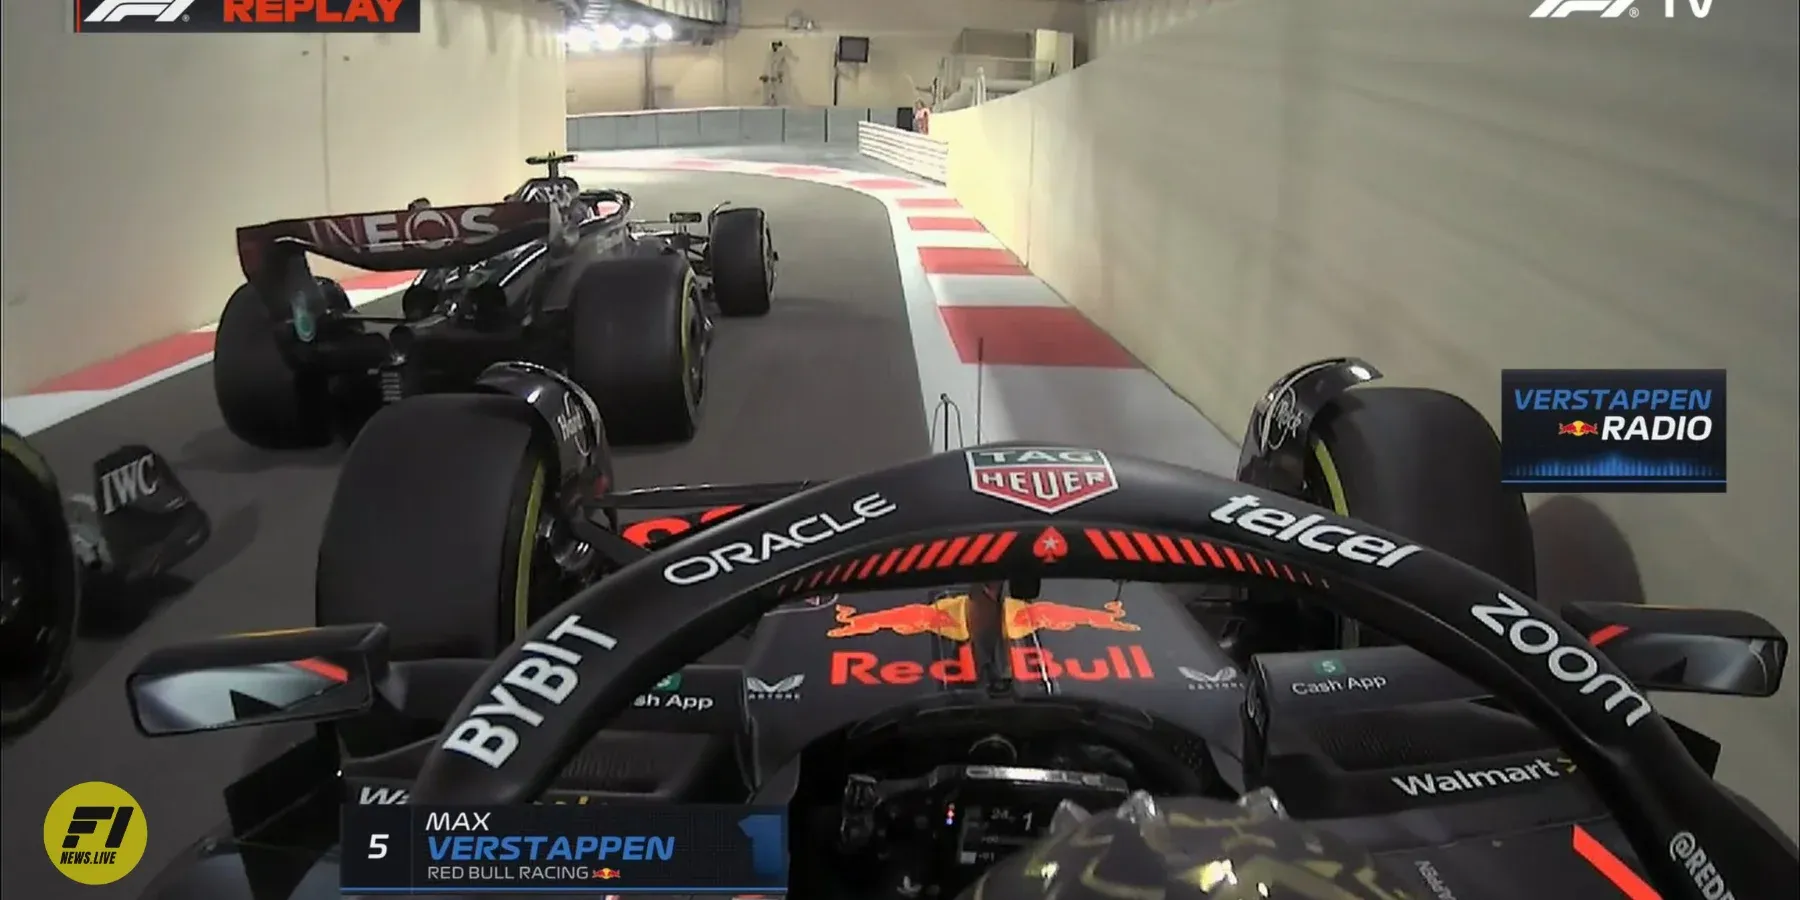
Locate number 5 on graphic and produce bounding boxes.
[339,806,412,892]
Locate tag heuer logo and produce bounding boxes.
[966,447,1118,514]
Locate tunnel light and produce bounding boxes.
[626,24,650,44]
[595,23,624,51]
[652,21,675,41]
[562,28,596,52]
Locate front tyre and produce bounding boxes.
[709,207,774,317]
[315,394,559,661]
[567,254,704,445]
[1304,387,1538,647]
[0,427,81,736]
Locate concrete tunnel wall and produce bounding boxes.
[0,0,568,396]
[933,0,1799,834]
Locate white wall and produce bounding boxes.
[0,0,566,395]
[1088,0,1210,58]
[566,0,1084,113]
[934,0,1799,834]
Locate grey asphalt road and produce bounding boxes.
[0,170,928,899]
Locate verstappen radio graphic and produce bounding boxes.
[1501,369,1727,492]
[75,0,421,33]
[825,593,1154,685]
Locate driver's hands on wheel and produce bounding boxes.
[961,790,1410,900]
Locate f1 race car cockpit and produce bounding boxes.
[122,440,1796,900]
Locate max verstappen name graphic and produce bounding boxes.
[1209,495,1422,568]
[662,493,897,585]
[966,447,1118,514]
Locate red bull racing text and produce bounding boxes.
[831,644,1156,685]
[825,596,1154,684]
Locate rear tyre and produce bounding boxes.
[1303,387,1538,646]
[709,207,773,317]
[316,394,558,661]
[567,254,703,446]
[0,429,81,737]
[214,280,346,449]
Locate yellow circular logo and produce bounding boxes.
[43,782,148,885]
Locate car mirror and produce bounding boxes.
[1570,602,1787,697]
[127,624,388,737]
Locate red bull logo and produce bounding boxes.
[1558,420,1600,436]
[594,869,622,880]
[1002,598,1137,640]
[826,595,971,641]
[831,644,1155,685]
[826,595,1153,684]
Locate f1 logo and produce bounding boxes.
[63,806,135,850]
[83,0,198,23]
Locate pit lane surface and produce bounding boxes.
[0,170,929,899]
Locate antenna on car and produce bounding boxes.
[930,394,965,451]
[975,337,986,444]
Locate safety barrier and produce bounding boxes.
[856,121,948,183]
[566,106,882,151]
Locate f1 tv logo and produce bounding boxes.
[1528,0,1714,17]
[82,0,197,22]
[77,0,419,33]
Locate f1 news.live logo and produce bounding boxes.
[59,805,134,864]
[75,0,422,33]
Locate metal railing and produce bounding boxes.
[856,121,947,183]
[934,54,1057,109]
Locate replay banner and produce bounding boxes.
[341,804,789,895]
[1500,369,1727,493]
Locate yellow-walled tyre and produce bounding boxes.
[1303,387,1539,645]
[314,394,559,661]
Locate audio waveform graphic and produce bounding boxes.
[1505,455,1722,481]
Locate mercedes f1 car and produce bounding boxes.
[0,426,210,736]
[213,152,776,450]
[122,359,1794,900]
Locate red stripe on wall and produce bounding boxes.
[31,331,217,393]
[907,217,987,232]
[848,178,926,191]
[896,197,963,209]
[918,247,1027,276]
[936,306,1142,369]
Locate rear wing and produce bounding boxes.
[235,200,558,285]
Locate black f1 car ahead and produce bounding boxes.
[122,359,1795,900]
[213,152,776,450]
[0,426,210,736]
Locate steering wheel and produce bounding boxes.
[407,449,1795,900]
